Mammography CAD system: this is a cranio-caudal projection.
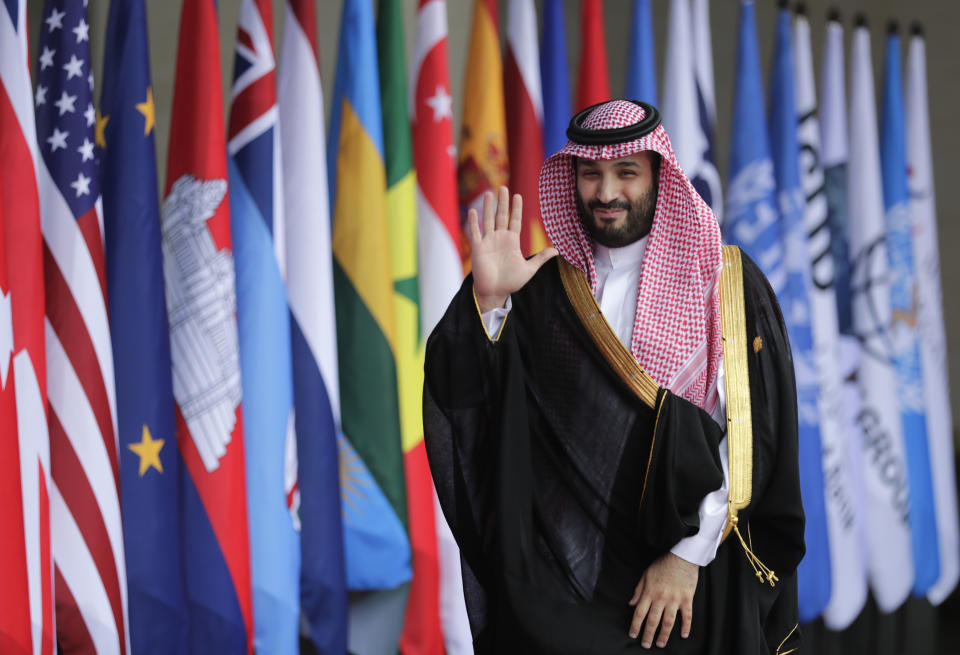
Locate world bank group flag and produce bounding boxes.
[329,0,410,591]
[100,0,187,651]
[723,0,783,292]
[880,23,938,595]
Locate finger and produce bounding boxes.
[628,595,651,640]
[629,578,645,607]
[467,208,482,244]
[527,247,559,272]
[481,190,495,236]
[495,186,510,230]
[508,193,523,233]
[680,601,693,639]
[641,604,664,649]
[656,605,678,649]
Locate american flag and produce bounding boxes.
[34,1,129,652]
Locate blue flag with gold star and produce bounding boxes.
[100,0,189,651]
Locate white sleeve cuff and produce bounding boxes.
[480,296,512,338]
[670,434,730,567]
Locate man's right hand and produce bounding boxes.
[469,186,558,313]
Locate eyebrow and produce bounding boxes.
[577,159,642,169]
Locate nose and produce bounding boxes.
[597,173,619,204]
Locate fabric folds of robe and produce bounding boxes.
[424,252,804,654]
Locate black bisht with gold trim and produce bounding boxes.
[423,249,805,654]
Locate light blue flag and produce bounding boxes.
[227,0,300,651]
[769,6,830,621]
[626,0,657,105]
[723,0,783,292]
[881,25,939,594]
[540,0,572,156]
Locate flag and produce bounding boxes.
[769,5,830,621]
[34,0,129,650]
[848,16,913,612]
[663,0,722,222]
[411,1,473,650]
[576,0,610,111]
[329,0,411,591]
[540,0,571,157]
[880,23,939,595]
[794,7,867,630]
[99,0,187,651]
[626,0,657,106]
[163,0,253,649]
[906,22,960,606]
[458,0,508,239]
[375,0,442,652]
[723,0,783,292]
[505,0,549,256]
[0,1,53,652]
[278,0,348,650]
[227,0,300,650]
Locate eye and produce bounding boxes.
[619,170,637,177]
[580,170,600,178]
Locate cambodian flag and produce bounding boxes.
[162,0,253,649]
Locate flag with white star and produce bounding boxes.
[34,0,129,652]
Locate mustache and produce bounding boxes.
[587,199,632,211]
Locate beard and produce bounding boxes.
[576,185,657,248]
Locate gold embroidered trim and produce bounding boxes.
[639,389,667,509]
[753,335,763,354]
[557,258,658,408]
[720,245,753,541]
[776,623,799,655]
[472,285,509,343]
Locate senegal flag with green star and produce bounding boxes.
[377,0,446,650]
[329,0,410,589]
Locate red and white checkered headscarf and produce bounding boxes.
[539,100,723,413]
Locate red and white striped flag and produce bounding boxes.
[505,0,549,256]
[34,0,129,651]
[411,1,472,651]
[1,1,55,653]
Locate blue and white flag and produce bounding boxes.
[626,0,657,106]
[724,0,782,291]
[540,0,572,157]
[278,0,348,651]
[906,25,960,606]
[848,18,913,612]
[769,6,829,621]
[795,8,867,630]
[880,25,939,595]
[227,0,300,650]
[664,0,722,221]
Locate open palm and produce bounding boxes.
[469,187,557,313]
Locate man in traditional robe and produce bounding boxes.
[424,100,804,653]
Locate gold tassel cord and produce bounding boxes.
[728,515,778,587]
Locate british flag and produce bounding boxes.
[34,0,129,652]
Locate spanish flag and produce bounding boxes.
[458,0,508,258]
[328,0,410,590]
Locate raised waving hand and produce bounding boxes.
[469,186,558,313]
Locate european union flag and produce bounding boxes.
[100,0,188,651]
